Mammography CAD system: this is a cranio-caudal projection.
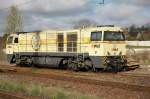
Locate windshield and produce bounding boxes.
[104,31,125,41]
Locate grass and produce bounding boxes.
[0,80,26,93]
[0,80,98,99]
[52,90,67,99]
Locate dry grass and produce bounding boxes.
[137,51,150,65]
[128,50,150,65]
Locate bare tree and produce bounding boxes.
[73,19,97,29]
[4,6,23,34]
[2,6,23,48]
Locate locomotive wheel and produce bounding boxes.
[113,66,123,73]
[106,66,119,73]
[114,66,119,73]
[26,58,33,67]
[59,59,68,69]
[68,62,79,71]
[106,66,113,72]
[16,62,21,66]
[16,58,22,66]
[84,59,94,71]
[16,62,23,67]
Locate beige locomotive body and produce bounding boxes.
[6,26,127,71]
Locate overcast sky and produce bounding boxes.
[0,0,150,35]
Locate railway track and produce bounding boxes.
[0,90,26,99]
[0,64,150,93]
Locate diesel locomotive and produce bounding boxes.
[5,25,127,72]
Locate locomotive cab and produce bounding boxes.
[6,34,19,63]
[88,26,127,71]
[103,31,126,56]
[103,31,127,71]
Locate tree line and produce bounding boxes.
[127,24,150,41]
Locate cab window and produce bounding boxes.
[104,31,125,41]
[14,38,18,43]
[7,36,14,44]
[91,31,102,41]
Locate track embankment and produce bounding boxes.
[0,64,150,93]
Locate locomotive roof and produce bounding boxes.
[15,26,122,34]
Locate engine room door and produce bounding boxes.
[57,34,64,52]
[67,34,77,52]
